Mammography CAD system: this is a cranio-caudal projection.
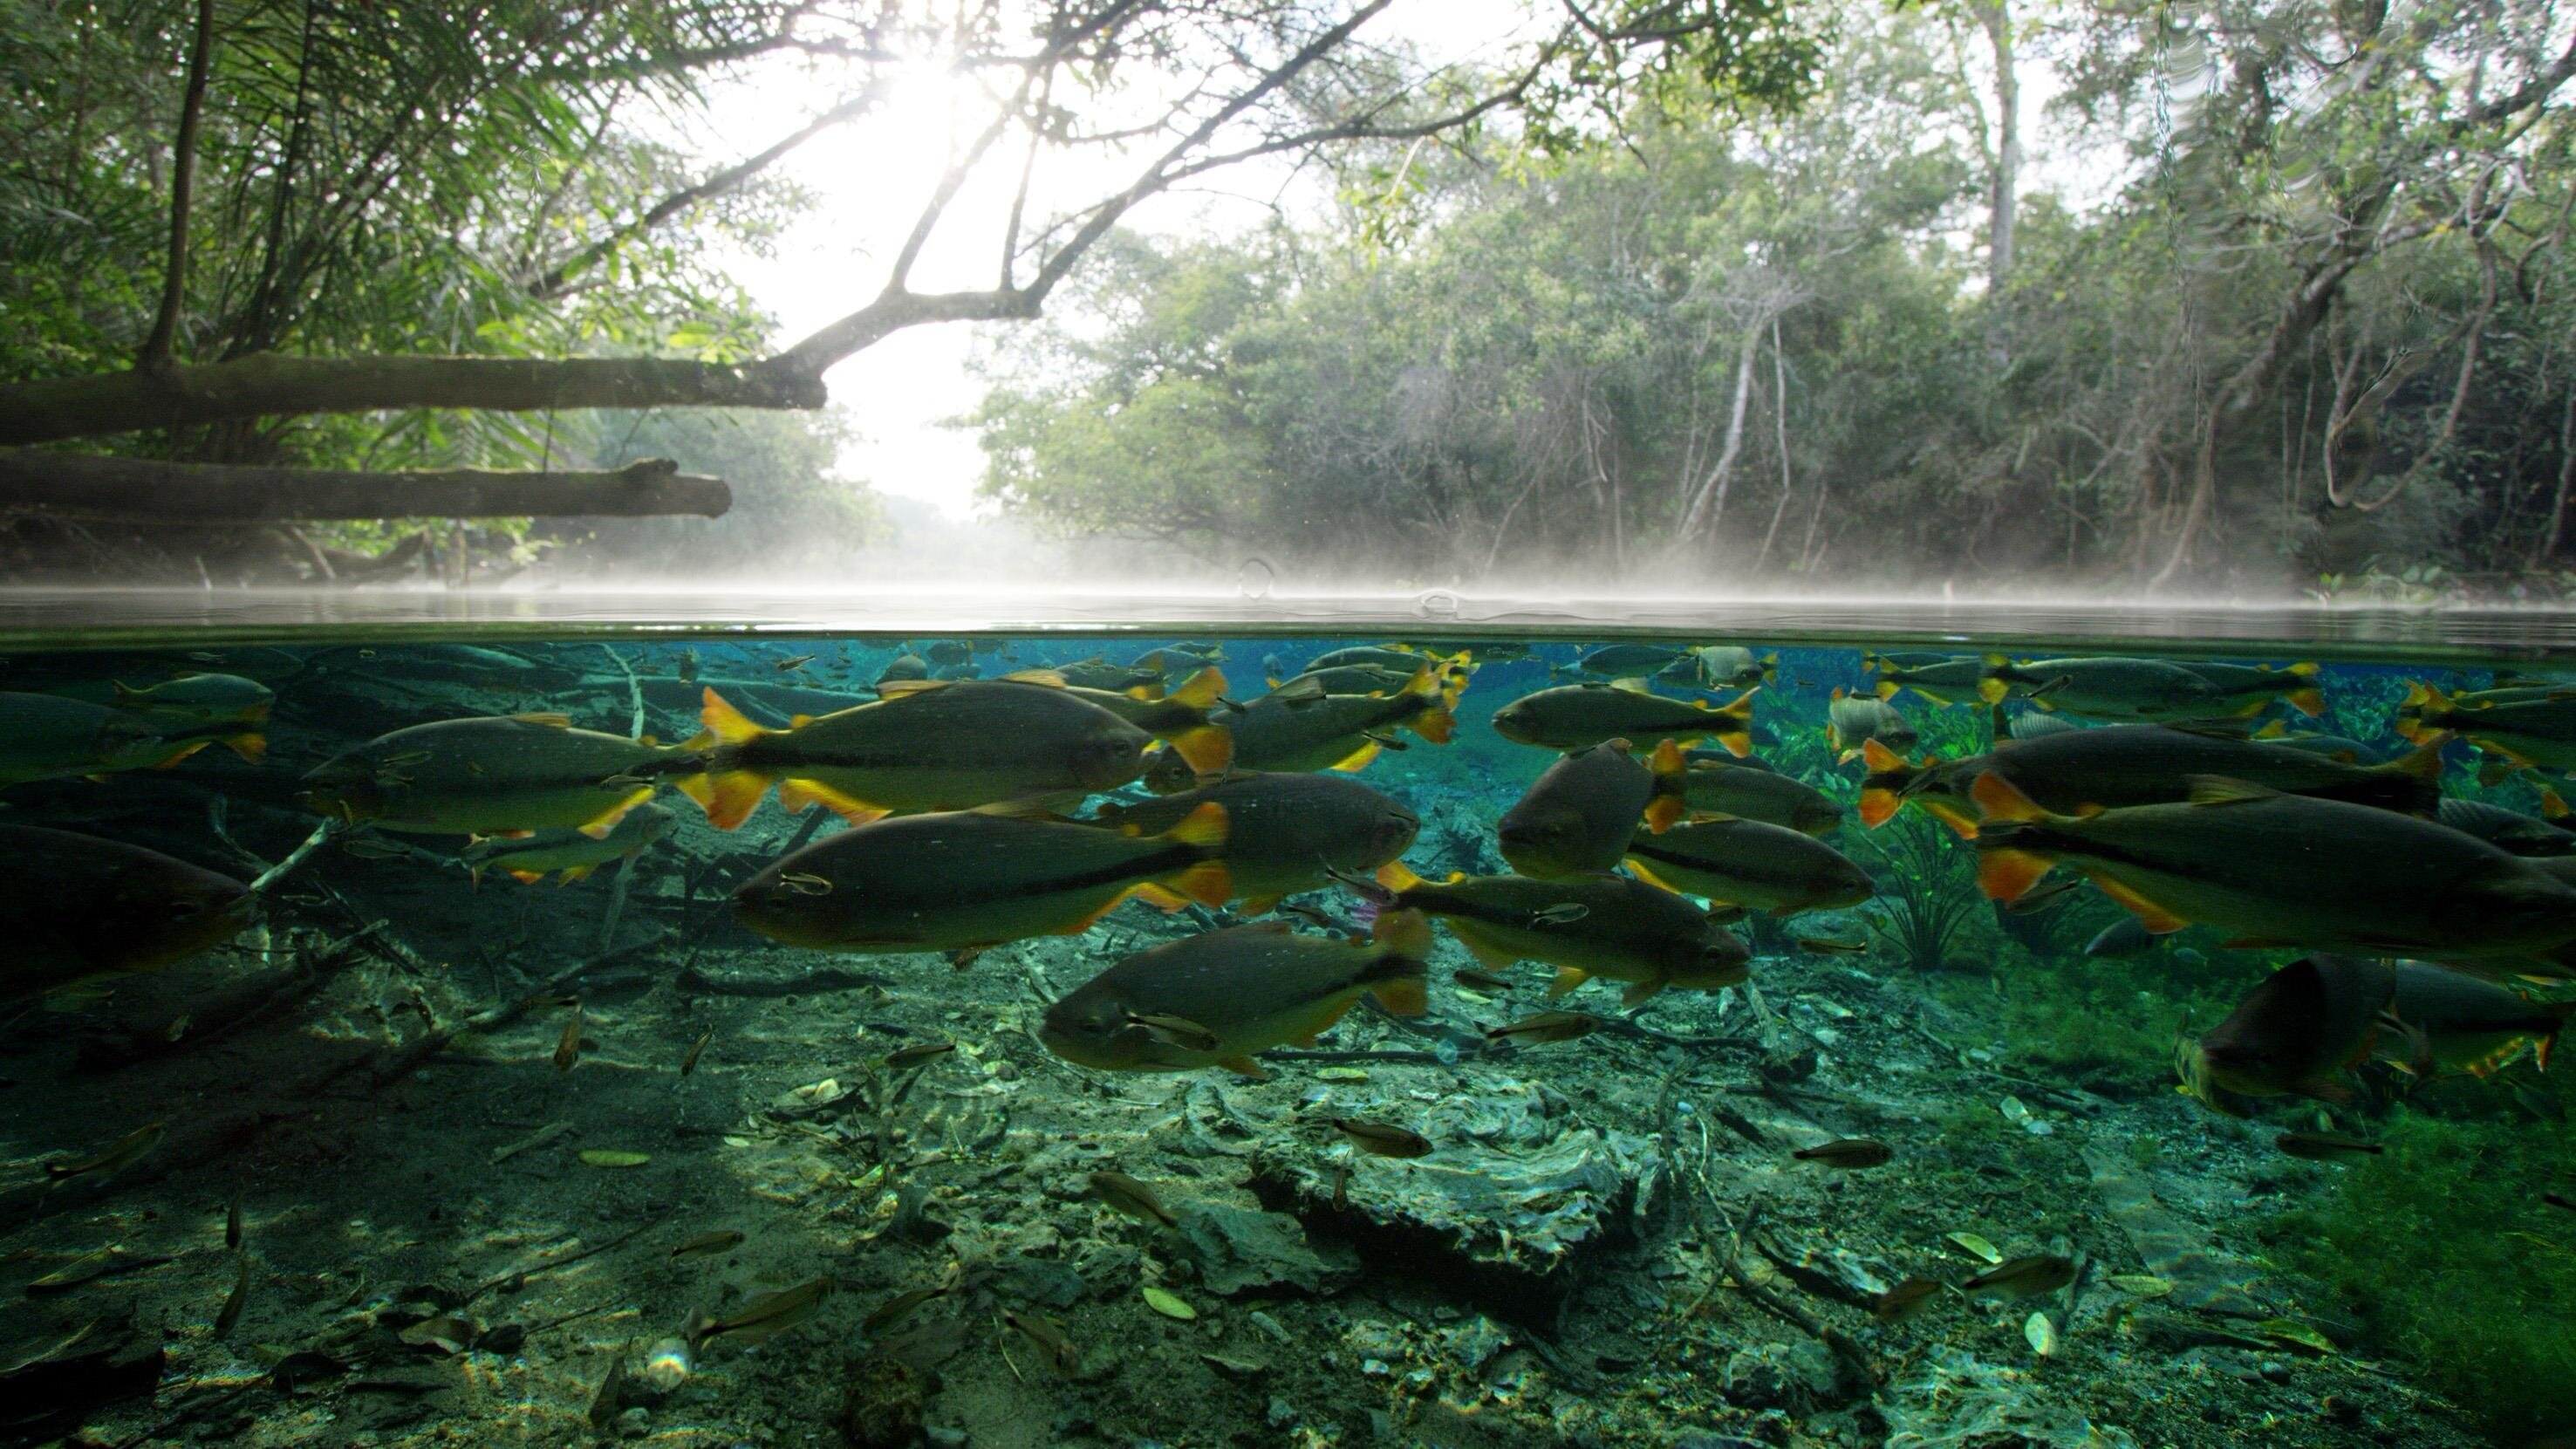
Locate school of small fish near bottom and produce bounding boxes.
[3,630,2572,1447]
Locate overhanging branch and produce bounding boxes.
[0,453,729,523]
[0,353,824,448]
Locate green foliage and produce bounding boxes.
[970,0,2576,591]
[0,0,805,476]
[1930,926,2274,1096]
[2262,1100,2576,1442]
[1855,812,1985,974]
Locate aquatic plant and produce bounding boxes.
[1854,813,1980,973]
[2263,1097,2576,1443]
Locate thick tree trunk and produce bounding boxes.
[0,453,728,522]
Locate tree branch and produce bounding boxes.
[1022,0,1401,304]
[0,453,729,523]
[527,79,893,301]
[141,0,218,372]
[0,354,823,448]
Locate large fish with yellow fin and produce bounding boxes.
[2398,682,2576,772]
[1497,738,1686,878]
[462,803,678,885]
[1857,724,2443,834]
[1344,862,1746,1008]
[1971,772,2576,960]
[1038,910,1431,1077]
[300,714,690,837]
[1491,680,1756,755]
[682,675,1151,829]
[730,800,1229,954]
[1220,666,1458,774]
[1083,771,1417,913]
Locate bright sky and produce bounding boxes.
[684,1,2096,523]
[686,1,1554,520]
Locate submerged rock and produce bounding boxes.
[1172,1200,1359,1296]
[1722,1341,1838,1413]
[837,1353,934,1449]
[1882,1347,2140,1449]
[1247,1079,1651,1306]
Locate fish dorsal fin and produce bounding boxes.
[2252,720,2288,739]
[2187,775,2279,808]
[512,712,573,728]
[1691,811,1742,824]
[789,714,816,729]
[1001,669,1069,687]
[876,679,948,699]
[1610,677,1653,694]
[2162,719,2255,741]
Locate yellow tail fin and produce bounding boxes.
[776,777,888,825]
[1164,800,1229,852]
[1376,860,1425,892]
[1163,860,1233,908]
[1975,849,2055,903]
[1165,666,1227,709]
[1170,724,1234,776]
[225,732,266,763]
[1371,906,1434,961]
[1370,974,1428,1016]
[1643,738,1687,833]
[679,770,770,830]
[1703,688,1759,758]
[698,688,772,748]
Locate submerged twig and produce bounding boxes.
[1724,1253,1879,1391]
[464,1210,673,1305]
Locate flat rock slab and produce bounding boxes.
[1247,1083,1653,1308]
[1173,1200,1359,1297]
[2081,1147,2267,1316]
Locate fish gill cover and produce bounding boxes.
[1,630,2572,1446]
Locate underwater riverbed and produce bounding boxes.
[2,626,2567,1448]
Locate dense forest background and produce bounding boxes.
[4,0,2573,598]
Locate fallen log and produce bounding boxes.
[0,452,728,522]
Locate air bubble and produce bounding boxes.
[1236,557,1276,599]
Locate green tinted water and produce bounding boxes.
[2,613,2567,1447]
